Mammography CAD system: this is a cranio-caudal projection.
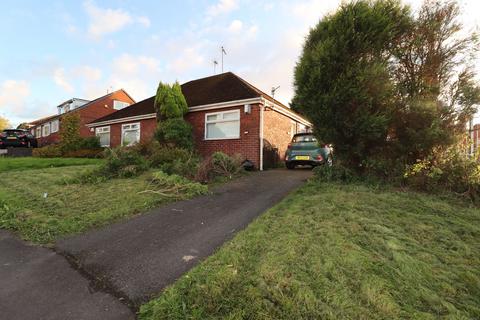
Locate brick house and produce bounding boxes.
[88,73,311,170]
[29,90,135,146]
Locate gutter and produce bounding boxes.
[86,113,157,127]
[260,98,312,127]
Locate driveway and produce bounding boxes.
[56,168,311,309]
[0,230,133,320]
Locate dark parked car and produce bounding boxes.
[0,129,38,148]
[285,133,332,169]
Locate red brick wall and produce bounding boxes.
[34,90,135,147]
[89,103,306,170]
[263,108,299,161]
[185,104,261,168]
[107,118,157,147]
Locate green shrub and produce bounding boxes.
[143,171,208,198]
[195,152,243,183]
[59,113,82,152]
[77,136,101,149]
[313,164,356,183]
[404,144,480,203]
[62,148,103,158]
[32,145,62,157]
[148,146,199,178]
[155,118,194,150]
[76,147,149,183]
[101,147,150,178]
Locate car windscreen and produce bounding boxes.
[3,130,25,136]
[292,135,317,143]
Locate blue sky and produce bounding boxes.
[0,0,479,127]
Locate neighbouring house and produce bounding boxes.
[29,90,135,147]
[88,72,312,170]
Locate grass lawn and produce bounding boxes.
[0,164,204,244]
[140,181,480,319]
[0,157,102,172]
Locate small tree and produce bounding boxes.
[154,81,188,120]
[0,116,11,131]
[154,81,193,149]
[59,113,82,152]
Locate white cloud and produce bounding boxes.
[83,1,150,39]
[53,68,74,93]
[74,65,102,82]
[0,80,30,110]
[228,20,243,33]
[137,16,151,28]
[107,54,162,99]
[112,54,160,75]
[207,0,238,17]
[0,80,43,126]
[168,46,206,74]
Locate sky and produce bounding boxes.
[0,0,479,127]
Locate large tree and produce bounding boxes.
[293,0,479,171]
[391,0,480,162]
[293,0,411,168]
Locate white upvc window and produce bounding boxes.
[121,123,140,146]
[51,120,59,133]
[36,127,42,138]
[95,126,111,147]
[205,110,240,140]
[114,100,130,110]
[42,124,50,137]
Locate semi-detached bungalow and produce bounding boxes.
[87,72,312,170]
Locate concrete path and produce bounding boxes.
[56,169,311,309]
[0,230,134,320]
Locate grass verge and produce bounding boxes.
[0,157,102,172]
[0,165,206,244]
[139,181,480,319]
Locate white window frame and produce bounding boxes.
[204,109,241,140]
[42,124,50,137]
[113,100,130,110]
[51,120,59,133]
[121,122,141,146]
[36,127,42,138]
[95,126,111,147]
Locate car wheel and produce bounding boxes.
[327,155,333,167]
[286,162,295,170]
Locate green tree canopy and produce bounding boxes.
[293,0,479,172]
[0,116,11,131]
[293,0,411,168]
[154,81,188,120]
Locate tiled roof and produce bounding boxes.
[90,72,307,124]
[29,89,134,126]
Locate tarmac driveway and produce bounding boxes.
[56,168,311,309]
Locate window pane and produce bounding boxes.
[222,112,239,120]
[123,129,140,146]
[206,121,239,139]
[206,114,218,121]
[97,132,110,147]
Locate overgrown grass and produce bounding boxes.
[140,181,480,319]
[0,157,102,172]
[0,165,206,244]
